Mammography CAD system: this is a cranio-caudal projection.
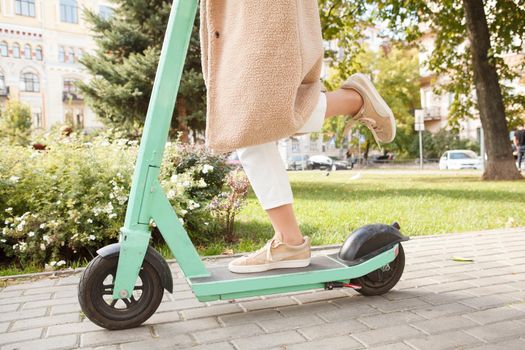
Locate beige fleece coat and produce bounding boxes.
[199,0,325,154]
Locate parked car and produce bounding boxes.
[287,154,309,170]
[306,154,333,170]
[439,150,482,170]
[328,156,353,170]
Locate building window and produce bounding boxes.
[77,48,84,61]
[12,43,20,58]
[24,44,32,59]
[99,5,113,20]
[58,47,65,62]
[0,42,7,57]
[60,0,78,23]
[63,78,83,101]
[15,0,35,17]
[35,46,43,60]
[20,72,40,92]
[291,139,300,153]
[67,47,75,63]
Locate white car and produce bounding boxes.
[439,150,482,170]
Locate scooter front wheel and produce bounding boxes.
[78,254,164,330]
[353,243,405,296]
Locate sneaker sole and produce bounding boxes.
[228,258,311,274]
[345,73,396,144]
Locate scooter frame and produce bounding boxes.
[110,0,402,303]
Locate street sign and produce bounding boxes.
[414,109,425,131]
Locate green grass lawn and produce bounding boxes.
[202,170,525,255]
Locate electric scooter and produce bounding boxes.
[77,0,409,330]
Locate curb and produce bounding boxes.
[1,226,523,282]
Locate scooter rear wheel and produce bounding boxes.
[353,244,405,296]
[78,254,164,330]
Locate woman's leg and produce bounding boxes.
[263,88,363,245]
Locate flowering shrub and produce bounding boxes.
[0,130,244,269]
[206,167,250,243]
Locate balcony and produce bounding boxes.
[423,106,442,120]
[62,91,83,102]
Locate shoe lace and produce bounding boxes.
[247,237,280,262]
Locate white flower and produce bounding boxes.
[9,176,20,183]
[167,190,176,200]
[87,218,93,224]
[188,200,200,210]
[12,243,19,250]
[19,242,27,252]
[50,261,57,267]
[182,180,191,187]
[40,243,46,251]
[39,223,46,229]
[108,213,117,219]
[178,217,184,225]
[202,164,214,174]
[197,178,208,188]
[170,174,178,183]
[43,235,50,243]
[28,231,35,237]
[1,239,6,243]
[5,207,13,213]
[88,235,96,241]
[56,260,66,267]
[204,222,209,226]
[180,209,188,216]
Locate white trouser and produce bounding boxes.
[236,91,328,210]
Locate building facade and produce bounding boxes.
[0,0,113,130]
[419,32,525,142]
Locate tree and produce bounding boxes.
[78,0,206,140]
[369,0,524,180]
[0,100,32,146]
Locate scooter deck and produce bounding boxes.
[187,244,399,302]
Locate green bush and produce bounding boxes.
[0,130,238,269]
[0,100,32,146]
[409,129,480,159]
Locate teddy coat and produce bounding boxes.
[199,0,325,154]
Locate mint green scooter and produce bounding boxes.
[77,0,409,330]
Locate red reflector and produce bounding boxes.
[394,244,399,256]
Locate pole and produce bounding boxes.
[419,129,423,170]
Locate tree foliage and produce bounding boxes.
[0,100,32,146]
[368,0,525,130]
[78,0,205,138]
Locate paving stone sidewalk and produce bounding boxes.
[1,227,525,350]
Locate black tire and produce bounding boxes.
[353,244,405,296]
[78,254,164,330]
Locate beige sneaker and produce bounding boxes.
[342,73,396,144]
[228,232,311,273]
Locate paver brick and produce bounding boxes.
[11,312,80,331]
[180,302,243,320]
[118,334,193,350]
[463,305,525,325]
[458,293,522,310]
[410,315,478,334]
[0,307,47,322]
[351,325,422,347]
[291,289,347,303]
[0,304,19,313]
[367,342,415,350]
[358,311,425,329]
[467,338,525,350]
[50,303,81,315]
[277,301,339,317]
[297,318,369,340]
[412,302,476,319]
[286,334,362,350]
[46,320,104,337]
[369,296,431,313]
[0,328,43,346]
[192,323,263,343]
[1,334,77,350]
[0,293,52,306]
[0,322,9,333]
[22,297,78,310]
[258,314,324,332]
[231,330,305,350]
[464,320,525,341]
[218,309,282,326]
[154,317,220,335]
[80,326,152,347]
[405,330,482,350]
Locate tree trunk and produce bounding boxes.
[463,0,522,180]
[176,96,189,143]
